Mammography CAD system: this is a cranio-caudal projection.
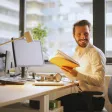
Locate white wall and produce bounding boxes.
[28,64,112,75]
[28,64,63,73]
[0,64,112,76]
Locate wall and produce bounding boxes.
[0,64,112,75]
[28,64,112,75]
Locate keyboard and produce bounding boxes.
[0,77,26,85]
[33,81,64,86]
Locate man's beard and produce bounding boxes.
[76,39,89,48]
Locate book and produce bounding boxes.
[49,50,79,69]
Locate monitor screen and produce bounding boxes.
[0,42,13,73]
[12,40,44,67]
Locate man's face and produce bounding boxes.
[73,25,90,48]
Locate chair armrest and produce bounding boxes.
[81,91,103,96]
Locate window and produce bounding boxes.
[106,0,112,57]
[25,0,93,60]
[0,0,20,70]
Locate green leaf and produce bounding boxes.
[31,23,48,53]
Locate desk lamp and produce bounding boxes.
[0,31,33,57]
[0,31,33,47]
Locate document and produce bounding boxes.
[49,50,79,69]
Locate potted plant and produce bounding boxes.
[31,24,48,52]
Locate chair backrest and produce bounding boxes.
[108,77,112,104]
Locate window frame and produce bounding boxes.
[93,0,112,64]
[19,0,25,36]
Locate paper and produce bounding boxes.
[49,50,79,69]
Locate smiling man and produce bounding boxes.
[59,20,106,112]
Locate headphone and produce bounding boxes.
[46,73,62,82]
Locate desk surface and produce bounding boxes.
[0,82,74,107]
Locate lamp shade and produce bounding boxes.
[22,31,33,43]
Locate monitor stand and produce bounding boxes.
[21,67,34,81]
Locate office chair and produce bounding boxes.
[73,80,106,112]
[76,75,112,112]
[78,91,105,112]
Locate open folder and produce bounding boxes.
[49,50,79,69]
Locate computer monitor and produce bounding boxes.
[0,42,14,75]
[5,51,12,73]
[12,39,44,78]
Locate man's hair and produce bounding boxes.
[73,20,91,35]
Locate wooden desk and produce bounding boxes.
[0,82,76,112]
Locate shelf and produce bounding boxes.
[50,106,63,112]
[0,102,63,112]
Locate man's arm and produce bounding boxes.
[62,51,106,87]
[75,51,106,86]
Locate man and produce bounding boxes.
[59,20,106,112]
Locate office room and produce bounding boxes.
[0,0,112,112]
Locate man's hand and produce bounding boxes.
[61,66,78,77]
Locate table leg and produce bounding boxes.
[39,95,49,112]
